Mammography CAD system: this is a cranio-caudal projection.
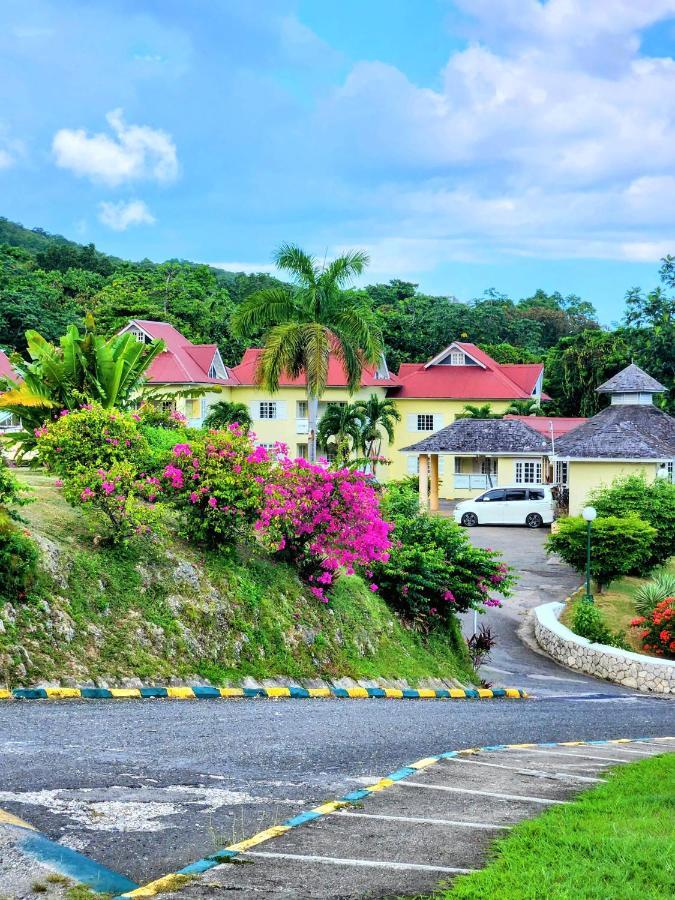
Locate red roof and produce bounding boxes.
[393,343,543,399]
[232,348,400,388]
[0,349,16,381]
[120,321,237,386]
[505,415,588,439]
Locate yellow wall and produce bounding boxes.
[390,399,513,487]
[236,385,389,454]
[567,461,658,516]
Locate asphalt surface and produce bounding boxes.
[0,524,673,893]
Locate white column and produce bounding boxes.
[419,454,429,510]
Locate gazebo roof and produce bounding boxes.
[596,363,666,395]
[402,418,551,455]
[554,404,675,459]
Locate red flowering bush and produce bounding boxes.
[256,459,393,601]
[64,462,165,544]
[36,404,148,476]
[631,597,675,658]
[160,426,272,546]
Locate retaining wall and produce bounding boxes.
[533,601,675,695]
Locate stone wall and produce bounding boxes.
[533,602,675,695]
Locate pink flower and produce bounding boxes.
[54,479,63,488]
[369,584,379,592]
[80,487,95,501]
[101,480,116,495]
[172,444,192,457]
[207,496,218,508]
[189,491,199,504]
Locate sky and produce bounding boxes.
[2,0,675,323]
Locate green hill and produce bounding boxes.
[0,471,472,689]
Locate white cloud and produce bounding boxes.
[53,109,178,186]
[209,261,277,274]
[98,199,155,231]
[0,149,13,169]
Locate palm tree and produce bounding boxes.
[504,398,546,416]
[354,394,401,474]
[231,243,383,461]
[202,400,252,431]
[0,316,163,455]
[317,403,364,465]
[457,403,503,419]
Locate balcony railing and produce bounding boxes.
[454,474,495,490]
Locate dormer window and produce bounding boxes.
[130,328,148,343]
[450,351,465,366]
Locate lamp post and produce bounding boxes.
[581,506,597,603]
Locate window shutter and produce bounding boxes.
[407,455,419,474]
[275,401,287,420]
[249,401,260,420]
[433,414,444,432]
[438,456,445,475]
[407,414,418,432]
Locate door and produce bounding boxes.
[504,488,529,523]
[476,488,507,523]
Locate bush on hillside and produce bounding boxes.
[589,475,675,570]
[370,509,515,630]
[631,597,675,658]
[257,459,392,601]
[547,515,656,591]
[140,424,198,476]
[160,426,272,546]
[0,511,38,602]
[64,462,165,544]
[36,404,147,476]
[0,457,32,519]
[135,402,187,429]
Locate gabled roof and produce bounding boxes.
[393,343,542,399]
[504,415,588,440]
[231,348,400,388]
[119,320,237,386]
[0,349,15,381]
[554,405,675,460]
[402,418,551,455]
[596,363,666,395]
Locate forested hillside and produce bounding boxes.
[0,217,673,415]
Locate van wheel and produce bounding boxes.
[526,513,543,528]
[461,512,479,527]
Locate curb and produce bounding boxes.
[114,735,674,898]
[0,685,528,701]
[0,810,138,895]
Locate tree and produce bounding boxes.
[479,342,541,364]
[457,403,502,419]
[544,330,631,416]
[353,394,401,473]
[202,400,252,432]
[504,399,547,416]
[0,316,163,455]
[317,403,365,465]
[232,243,383,461]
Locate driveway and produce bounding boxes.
[458,522,632,697]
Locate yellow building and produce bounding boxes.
[553,364,675,515]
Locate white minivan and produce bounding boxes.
[454,485,555,528]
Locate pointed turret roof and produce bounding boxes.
[596,363,665,395]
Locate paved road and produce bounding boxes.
[0,524,672,893]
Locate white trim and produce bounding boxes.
[441,757,604,783]
[553,456,668,463]
[336,811,508,830]
[119,320,155,343]
[424,341,486,370]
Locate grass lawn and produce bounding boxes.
[561,558,675,653]
[435,754,675,899]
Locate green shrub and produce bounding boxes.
[371,513,515,630]
[136,401,187,429]
[634,572,675,616]
[547,515,657,590]
[572,599,627,649]
[632,597,675,658]
[36,404,148,477]
[381,482,420,520]
[590,475,675,570]
[0,511,38,602]
[0,457,32,519]
[140,424,198,476]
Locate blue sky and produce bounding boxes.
[2,1,675,323]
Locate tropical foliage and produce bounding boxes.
[631,597,675,658]
[354,394,401,471]
[317,403,365,464]
[202,400,252,432]
[231,243,383,461]
[504,398,546,416]
[457,403,502,419]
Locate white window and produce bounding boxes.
[160,398,175,413]
[296,443,308,459]
[454,457,462,474]
[450,351,465,365]
[130,328,147,343]
[668,461,674,484]
[417,414,435,431]
[259,401,277,419]
[407,455,419,475]
[555,460,568,485]
[515,460,542,484]
[297,400,308,418]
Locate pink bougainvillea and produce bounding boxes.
[255,458,392,601]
